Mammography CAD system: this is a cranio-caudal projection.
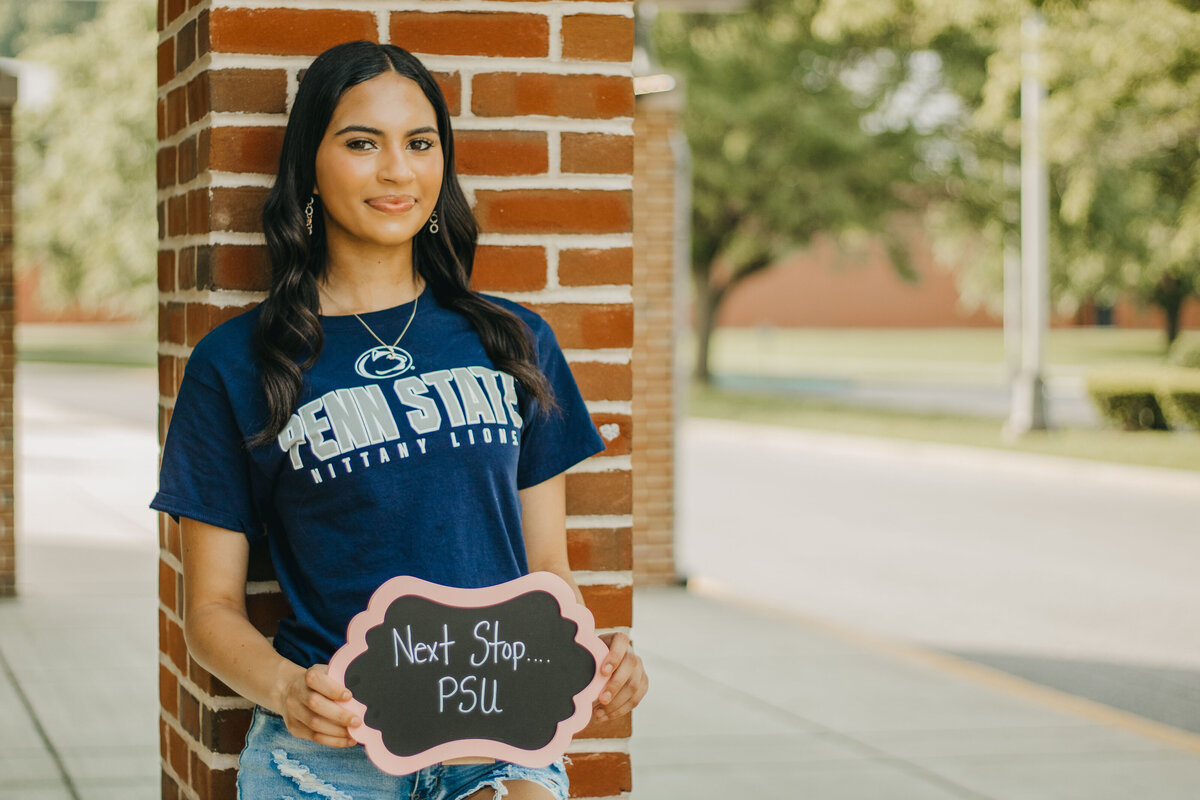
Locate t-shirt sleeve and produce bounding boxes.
[516,319,607,490]
[150,370,266,543]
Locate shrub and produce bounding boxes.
[1159,368,1200,431]
[1086,373,1169,431]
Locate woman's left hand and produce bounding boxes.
[592,632,648,722]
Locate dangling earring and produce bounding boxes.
[304,196,314,236]
[428,211,439,235]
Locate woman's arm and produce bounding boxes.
[519,474,649,721]
[180,516,360,746]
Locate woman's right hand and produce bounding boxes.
[277,663,362,748]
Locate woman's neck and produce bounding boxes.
[319,239,423,315]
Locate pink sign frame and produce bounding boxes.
[327,571,609,774]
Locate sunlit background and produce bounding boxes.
[1,0,1198,798]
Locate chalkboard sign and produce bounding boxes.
[327,572,609,774]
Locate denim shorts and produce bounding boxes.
[237,707,570,800]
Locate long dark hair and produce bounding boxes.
[252,41,554,447]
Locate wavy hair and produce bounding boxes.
[252,41,554,446]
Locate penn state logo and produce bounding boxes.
[355,346,414,380]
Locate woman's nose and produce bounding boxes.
[379,146,416,183]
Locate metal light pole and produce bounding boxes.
[1006,10,1050,435]
[1002,164,1021,384]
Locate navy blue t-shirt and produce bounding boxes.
[151,284,606,669]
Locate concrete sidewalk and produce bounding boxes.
[1,364,161,800]
[4,362,1200,798]
[633,585,1200,799]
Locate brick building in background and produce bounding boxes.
[717,221,1200,331]
[0,67,15,597]
[632,83,682,586]
[156,3,639,798]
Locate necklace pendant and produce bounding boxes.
[355,345,415,380]
[348,290,421,381]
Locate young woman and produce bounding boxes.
[152,41,647,800]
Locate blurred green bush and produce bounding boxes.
[1087,367,1200,431]
[1086,373,1168,431]
[1159,368,1200,431]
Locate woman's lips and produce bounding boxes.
[366,196,416,213]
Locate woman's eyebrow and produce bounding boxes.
[333,124,439,137]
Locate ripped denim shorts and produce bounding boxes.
[237,707,570,800]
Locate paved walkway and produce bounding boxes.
[1,364,161,800]
[4,363,1200,798]
[634,586,1200,799]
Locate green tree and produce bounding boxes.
[816,0,1200,344]
[654,0,941,382]
[15,0,157,316]
[0,2,98,59]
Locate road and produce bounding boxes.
[678,418,1200,733]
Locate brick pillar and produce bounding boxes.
[156,3,635,798]
[632,87,682,585]
[0,66,16,598]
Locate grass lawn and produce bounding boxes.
[690,327,1200,473]
[16,322,157,367]
[701,326,1181,383]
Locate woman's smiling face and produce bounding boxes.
[313,71,444,252]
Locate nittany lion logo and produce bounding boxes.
[354,346,414,380]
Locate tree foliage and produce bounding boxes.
[816,0,1200,343]
[0,2,98,59]
[653,0,944,380]
[15,0,157,316]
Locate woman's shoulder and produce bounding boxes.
[184,305,264,388]
[475,292,554,340]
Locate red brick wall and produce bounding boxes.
[16,267,144,323]
[717,222,1200,331]
[1110,296,1200,332]
[632,92,680,585]
[156,3,635,798]
[718,224,1001,329]
[0,69,14,597]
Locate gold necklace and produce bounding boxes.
[354,293,418,354]
[322,282,421,354]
